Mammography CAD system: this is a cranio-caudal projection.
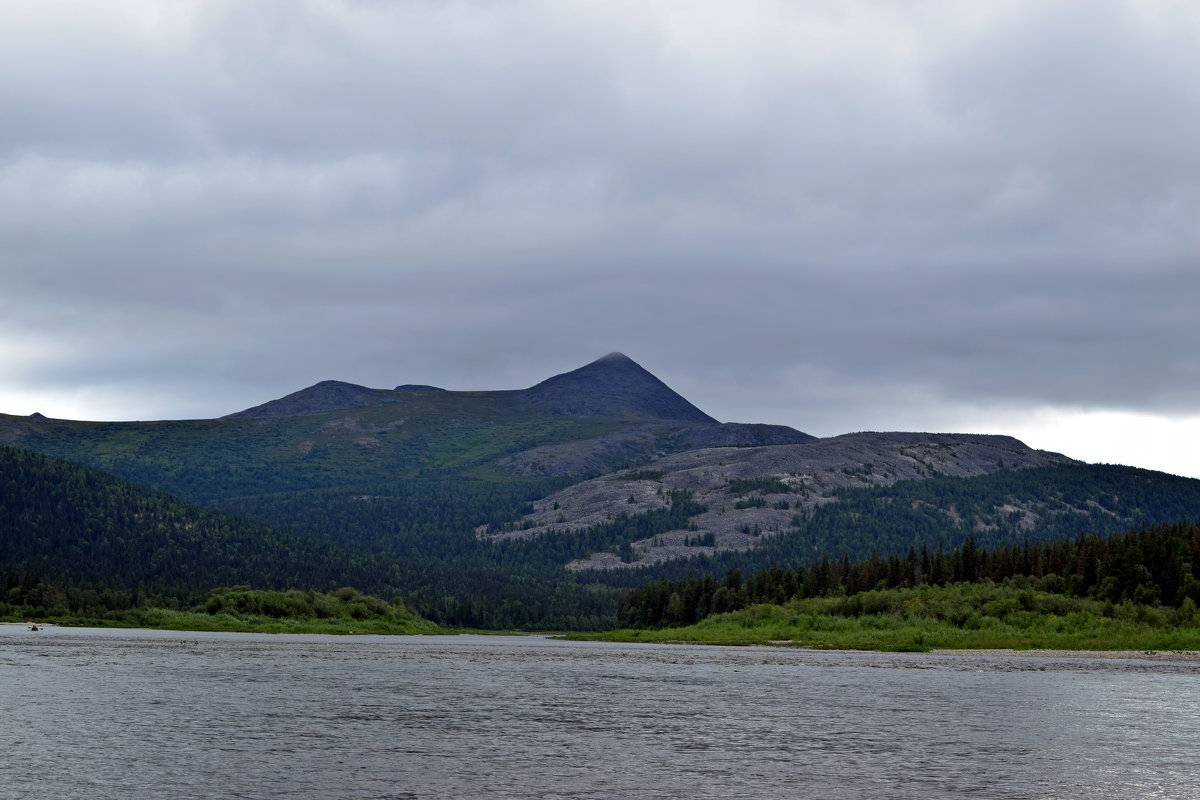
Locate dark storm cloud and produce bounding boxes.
[2,0,1199,440]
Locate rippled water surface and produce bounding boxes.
[2,627,1198,799]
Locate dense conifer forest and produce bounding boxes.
[616,522,1200,629]
[0,444,626,628]
[0,444,394,598]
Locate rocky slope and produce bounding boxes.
[483,432,1077,568]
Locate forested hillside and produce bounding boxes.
[0,444,393,601]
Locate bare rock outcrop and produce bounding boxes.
[483,432,1077,568]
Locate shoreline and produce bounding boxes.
[0,618,438,635]
[7,623,1199,660]
[928,647,1200,662]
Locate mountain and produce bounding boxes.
[228,352,721,423]
[5,352,1200,630]
[224,353,698,419]
[0,354,810,503]
[0,353,814,627]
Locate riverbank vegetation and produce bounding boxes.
[0,584,442,635]
[570,580,1200,651]
[569,522,1200,651]
[616,523,1200,628]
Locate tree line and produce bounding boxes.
[617,522,1200,628]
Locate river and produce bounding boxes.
[1,626,1198,799]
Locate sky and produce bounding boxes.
[2,0,1199,478]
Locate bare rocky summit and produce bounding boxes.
[483,431,1077,568]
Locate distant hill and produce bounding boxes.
[394,384,445,393]
[227,352,723,423]
[226,379,405,418]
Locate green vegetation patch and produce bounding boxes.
[570,582,1200,652]
[618,523,1200,629]
[2,585,442,635]
[734,495,768,509]
[202,585,438,629]
[726,477,794,496]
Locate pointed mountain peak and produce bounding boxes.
[521,353,717,423]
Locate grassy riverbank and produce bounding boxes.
[2,586,443,635]
[7,609,442,635]
[566,582,1200,652]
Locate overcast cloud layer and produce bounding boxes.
[3,1,1199,477]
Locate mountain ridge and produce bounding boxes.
[0,353,813,506]
[222,352,728,424]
